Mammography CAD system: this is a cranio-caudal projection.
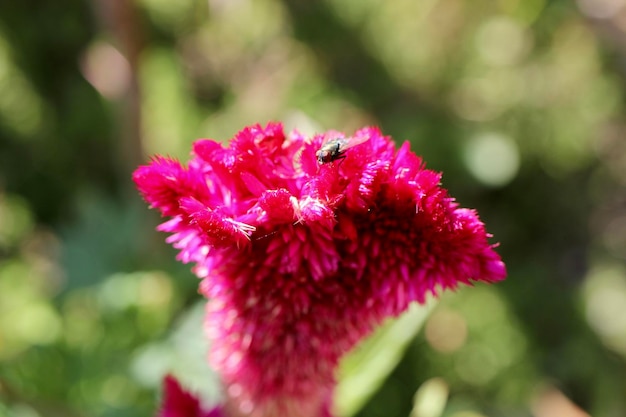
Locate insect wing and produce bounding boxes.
[338,135,369,152]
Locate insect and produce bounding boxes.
[316,136,369,164]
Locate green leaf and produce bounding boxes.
[334,301,436,417]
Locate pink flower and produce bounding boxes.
[158,375,224,417]
[134,122,506,417]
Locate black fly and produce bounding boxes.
[316,136,369,164]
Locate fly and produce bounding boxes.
[316,136,369,164]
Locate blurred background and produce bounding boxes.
[1,0,626,416]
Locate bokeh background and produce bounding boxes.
[1,0,626,416]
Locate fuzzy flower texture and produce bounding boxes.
[134,123,506,417]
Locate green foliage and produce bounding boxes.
[1,0,626,416]
[336,302,435,416]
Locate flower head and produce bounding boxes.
[134,122,506,417]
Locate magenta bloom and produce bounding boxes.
[159,375,224,417]
[134,123,505,417]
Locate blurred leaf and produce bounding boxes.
[131,301,221,406]
[140,47,202,158]
[61,193,149,290]
[0,195,34,250]
[335,301,436,417]
[410,377,449,417]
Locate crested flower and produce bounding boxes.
[134,122,506,417]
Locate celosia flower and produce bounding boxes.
[134,122,506,417]
[159,375,224,417]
